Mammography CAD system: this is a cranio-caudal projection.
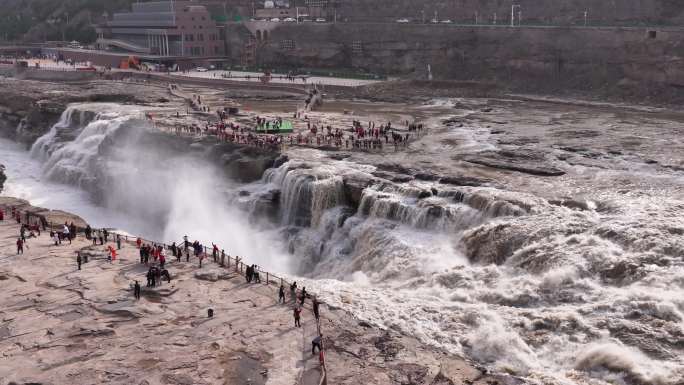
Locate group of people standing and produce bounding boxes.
[146,265,171,287]
[85,225,111,246]
[138,241,166,267]
[5,210,328,360]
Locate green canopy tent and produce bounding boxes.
[256,120,294,134]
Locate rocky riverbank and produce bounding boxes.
[0,78,176,146]
[0,198,518,385]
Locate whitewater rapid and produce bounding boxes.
[263,152,684,385]
[2,103,683,385]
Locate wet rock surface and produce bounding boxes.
[0,78,173,145]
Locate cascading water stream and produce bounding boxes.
[257,155,684,385]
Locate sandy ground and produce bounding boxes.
[0,198,514,385]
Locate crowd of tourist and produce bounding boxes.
[171,105,427,154]
[3,205,326,361]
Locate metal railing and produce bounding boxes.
[2,203,328,385]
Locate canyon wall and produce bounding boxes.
[332,0,684,25]
[228,22,684,98]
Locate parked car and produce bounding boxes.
[315,18,326,22]
[396,18,410,23]
[430,18,439,24]
[270,18,281,22]
[284,17,296,22]
[195,67,208,72]
[440,19,453,24]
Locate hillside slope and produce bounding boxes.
[0,0,135,43]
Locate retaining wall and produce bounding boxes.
[239,23,684,93]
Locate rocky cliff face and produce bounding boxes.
[4,0,684,43]
[240,22,684,103]
[0,78,171,146]
[335,0,684,25]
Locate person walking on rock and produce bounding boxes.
[63,224,71,245]
[77,253,82,270]
[300,287,307,306]
[16,237,24,254]
[279,284,286,303]
[293,306,302,328]
[108,245,117,263]
[290,281,297,302]
[245,264,252,283]
[313,297,320,321]
[312,335,323,355]
[116,234,122,250]
[161,269,171,283]
[134,280,141,300]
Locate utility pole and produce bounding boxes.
[511,4,520,27]
[63,11,69,42]
[475,12,478,25]
[493,12,497,25]
[584,10,588,26]
[421,10,425,24]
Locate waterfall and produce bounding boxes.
[357,184,531,231]
[29,105,147,197]
[264,161,347,227]
[31,105,103,161]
